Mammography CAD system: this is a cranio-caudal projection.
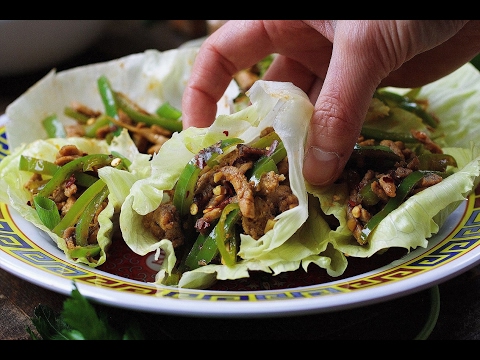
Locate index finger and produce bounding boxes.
[181,20,277,129]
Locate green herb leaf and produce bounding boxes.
[28,282,144,340]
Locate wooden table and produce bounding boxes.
[1,20,480,340]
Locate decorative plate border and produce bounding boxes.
[1,124,480,303]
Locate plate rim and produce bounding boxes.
[2,114,480,318]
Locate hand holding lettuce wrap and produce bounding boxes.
[181,20,480,187]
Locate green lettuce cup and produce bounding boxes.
[1,48,239,268]
[0,131,151,267]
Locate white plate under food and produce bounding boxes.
[1,114,480,318]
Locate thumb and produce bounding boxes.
[302,49,382,186]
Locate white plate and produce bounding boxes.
[2,113,480,318]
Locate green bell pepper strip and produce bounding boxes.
[214,202,241,267]
[74,179,109,247]
[249,157,278,186]
[19,155,101,188]
[359,170,425,243]
[156,102,182,120]
[51,178,106,239]
[68,244,101,260]
[348,144,402,170]
[36,154,115,200]
[33,196,61,230]
[20,155,60,176]
[374,89,438,129]
[97,75,122,136]
[63,106,91,124]
[173,164,201,218]
[250,130,281,149]
[247,134,286,184]
[265,139,286,164]
[42,114,67,138]
[173,138,243,217]
[83,115,113,138]
[418,153,457,172]
[182,202,242,270]
[183,223,219,271]
[359,180,381,206]
[114,91,182,133]
[360,127,417,143]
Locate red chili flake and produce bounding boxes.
[65,174,76,187]
[223,130,229,136]
[348,200,358,207]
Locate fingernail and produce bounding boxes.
[304,146,340,185]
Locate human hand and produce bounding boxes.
[181,20,480,186]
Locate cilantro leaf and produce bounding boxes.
[28,282,144,340]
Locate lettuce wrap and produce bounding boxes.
[1,48,239,268]
[102,80,349,289]
[0,130,151,266]
[307,62,480,259]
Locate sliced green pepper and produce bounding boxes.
[36,154,114,200]
[74,180,109,246]
[360,127,417,143]
[69,244,101,259]
[348,144,402,170]
[20,155,101,188]
[42,114,67,138]
[33,196,61,230]
[250,130,281,149]
[374,89,438,129]
[249,157,278,186]
[115,92,182,133]
[183,224,219,271]
[359,180,381,206]
[51,178,107,238]
[20,155,59,176]
[418,153,457,172]
[63,106,91,124]
[214,202,241,266]
[156,102,182,120]
[173,138,243,217]
[359,170,425,243]
[247,133,286,184]
[83,115,113,138]
[97,75,122,136]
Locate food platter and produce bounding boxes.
[1,113,480,318]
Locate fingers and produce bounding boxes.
[303,25,384,186]
[381,21,480,88]
[182,20,330,129]
[182,21,275,129]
